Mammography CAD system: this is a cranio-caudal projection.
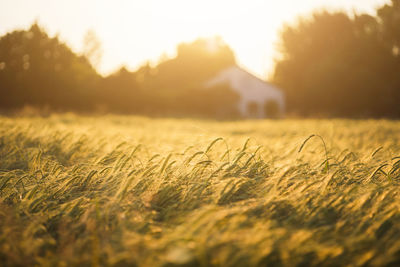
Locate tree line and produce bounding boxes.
[273,0,400,117]
[1,0,400,118]
[0,25,239,118]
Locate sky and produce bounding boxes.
[0,0,390,79]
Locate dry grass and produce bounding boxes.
[1,114,400,266]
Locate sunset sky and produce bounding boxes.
[0,0,389,79]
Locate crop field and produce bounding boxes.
[1,115,400,266]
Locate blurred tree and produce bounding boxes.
[376,0,400,115]
[138,37,239,117]
[0,23,100,111]
[82,29,103,70]
[378,0,400,52]
[0,25,239,118]
[273,8,400,117]
[150,37,236,91]
[97,66,143,113]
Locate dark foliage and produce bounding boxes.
[273,0,400,117]
[0,23,99,111]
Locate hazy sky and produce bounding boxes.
[0,0,389,78]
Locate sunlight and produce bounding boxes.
[97,0,387,77]
[101,0,291,77]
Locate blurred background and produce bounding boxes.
[1,0,399,118]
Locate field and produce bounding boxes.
[1,115,400,266]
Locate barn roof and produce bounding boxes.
[212,65,281,91]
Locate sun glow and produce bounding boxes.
[99,0,289,77]
[95,0,389,78]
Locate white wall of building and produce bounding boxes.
[206,66,285,118]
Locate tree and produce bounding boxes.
[0,23,100,111]
[151,37,236,91]
[134,37,239,117]
[273,8,400,117]
[97,66,143,113]
[82,29,103,70]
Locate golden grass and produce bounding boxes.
[1,114,400,266]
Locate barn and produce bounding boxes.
[205,65,285,118]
